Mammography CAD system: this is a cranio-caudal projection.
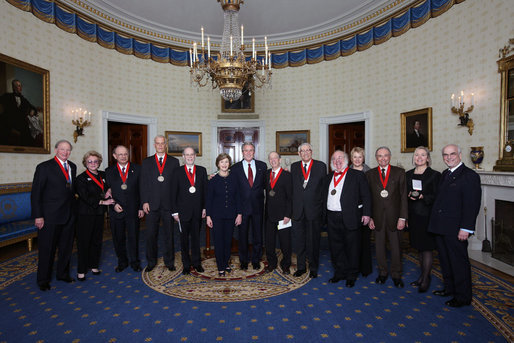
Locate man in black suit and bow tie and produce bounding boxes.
[428,144,481,307]
[31,139,77,290]
[171,146,207,274]
[323,150,371,287]
[231,142,267,270]
[264,151,293,274]
[140,135,180,272]
[366,146,408,288]
[291,142,327,278]
[106,145,144,272]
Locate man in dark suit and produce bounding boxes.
[428,144,481,307]
[31,139,77,290]
[291,142,327,278]
[106,145,144,272]
[264,151,293,274]
[324,150,371,287]
[231,142,267,270]
[406,120,428,148]
[366,146,408,288]
[171,146,207,274]
[140,135,179,272]
[0,79,37,146]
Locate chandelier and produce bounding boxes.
[189,0,272,102]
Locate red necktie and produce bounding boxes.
[248,163,253,188]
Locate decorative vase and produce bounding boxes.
[470,146,484,170]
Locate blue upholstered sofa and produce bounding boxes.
[0,183,37,251]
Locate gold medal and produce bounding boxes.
[121,183,128,190]
[380,189,388,198]
[330,189,336,195]
[157,175,164,182]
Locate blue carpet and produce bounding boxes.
[0,236,513,342]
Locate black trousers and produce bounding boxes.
[110,214,140,268]
[76,214,104,273]
[265,219,292,271]
[145,209,174,268]
[359,225,373,276]
[435,234,472,302]
[212,218,235,271]
[179,216,202,269]
[293,218,321,273]
[238,213,263,264]
[37,215,75,285]
[327,211,361,280]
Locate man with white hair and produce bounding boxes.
[323,150,371,287]
[428,144,481,307]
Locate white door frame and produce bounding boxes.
[102,110,157,161]
[319,111,372,166]
[211,119,266,170]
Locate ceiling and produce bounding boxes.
[63,0,416,49]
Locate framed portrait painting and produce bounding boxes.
[276,130,310,155]
[0,53,50,154]
[401,107,432,153]
[165,131,202,156]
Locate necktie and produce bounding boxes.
[271,171,275,182]
[122,167,125,174]
[248,163,253,187]
[334,171,342,176]
[159,157,163,166]
[63,162,68,173]
[189,168,192,176]
[381,168,386,180]
[304,163,308,174]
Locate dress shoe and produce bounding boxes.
[145,265,155,273]
[218,271,226,277]
[346,279,356,288]
[309,271,318,278]
[445,298,471,307]
[57,276,75,283]
[38,282,51,291]
[265,266,276,273]
[393,278,404,288]
[225,267,232,273]
[281,268,290,275]
[252,262,261,270]
[418,276,431,293]
[328,276,343,283]
[410,280,421,287]
[240,262,248,270]
[91,269,101,275]
[182,269,190,275]
[166,265,176,272]
[77,274,86,282]
[194,265,205,273]
[375,275,387,284]
[115,265,127,273]
[293,269,306,277]
[433,289,453,297]
[132,266,142,272]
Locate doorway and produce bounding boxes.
[217,127,260,164]
[107,121,147,166]
[328,121,365,159]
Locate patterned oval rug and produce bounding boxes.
[142,253,311,302]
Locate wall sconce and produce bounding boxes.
[451,91,474,135]
[71,108,91,142]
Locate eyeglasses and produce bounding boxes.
[87,160,100,164]
[299,149,312,153]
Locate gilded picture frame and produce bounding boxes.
[401,107,433,153]
[220,83,255,113]
[165,131,202,156]
[276,130,310,155]
[0,53,50,154]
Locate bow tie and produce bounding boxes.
[334,171,343,176]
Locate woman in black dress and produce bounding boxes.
[406,146,441,292]
[206,153,242,277]
[76,151,115,281]
[349,147,372,277]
